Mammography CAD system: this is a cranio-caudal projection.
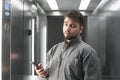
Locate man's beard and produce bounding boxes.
[64,34,78,40]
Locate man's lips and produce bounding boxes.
[64,31,70,34]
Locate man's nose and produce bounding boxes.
[66,25,71,31]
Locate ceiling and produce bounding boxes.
[36,0,102,15]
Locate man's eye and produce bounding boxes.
[70,24,76,28]
[65,24,68,26]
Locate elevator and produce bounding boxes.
[1,0,120,80]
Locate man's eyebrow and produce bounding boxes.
[64,21,67,23]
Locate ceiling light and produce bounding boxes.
[108,0,120,11]
[46,0,58,10]
[79,0,91,10]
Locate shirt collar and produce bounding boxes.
[64,37,82,46]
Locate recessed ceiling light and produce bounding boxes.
[79,0,91,10]
[46,0,59,10]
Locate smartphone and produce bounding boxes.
[31,62,38,68]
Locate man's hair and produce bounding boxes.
[64,10,84,26]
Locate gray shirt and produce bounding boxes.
[46,37,101,80]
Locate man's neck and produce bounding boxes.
[65,36,80,44]
[65,39,71,43]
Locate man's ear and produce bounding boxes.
[80,26,84,33]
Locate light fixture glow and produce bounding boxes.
[0,0,2,79]
[108,0,120,11]
[52,11,62,16]
[41,26,47,68]
[46,0,58,10]
[32,19,35,75]
[79,0,91,10]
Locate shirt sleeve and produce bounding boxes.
[82,49,102,80]
[45,44,58,78]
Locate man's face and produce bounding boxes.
[63,17,83,40]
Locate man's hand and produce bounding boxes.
[34,63,48,78]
